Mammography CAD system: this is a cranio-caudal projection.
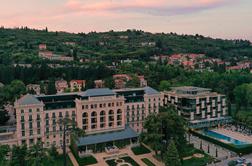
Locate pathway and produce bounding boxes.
[67,148,79,166]
[92,145,164,166]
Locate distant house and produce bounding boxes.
[63,42,76,46]
[113,74,132,89]
[140,42,156,47]
[39,44,47,50]
[182,61,194,69]
[114,79,126,89]
[94,80,105,88]
[138,76,148,87]
[55,80,68,93]
[70,80,86,92]
[26,84,41,95]
[119,35,128,39]
[39,50,53,59]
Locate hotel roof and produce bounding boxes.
[171,86,211,92]
[113,86,160,95]
[16,94,42,106]
[80,88,116,97]
[76,126,138,147]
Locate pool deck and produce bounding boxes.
[212,128,252,144]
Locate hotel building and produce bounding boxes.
[0,87,163,152]
[163,86,232,128]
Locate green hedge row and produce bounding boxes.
[189,130,252,155]
[69,144,98,165]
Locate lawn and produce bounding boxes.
[77,155,97,166]
[141,158,156,166]
[106,156,140,166]
[181,144,214,166]
[182,156,213,166]
[131,144,151,155]
[52,155,73,166]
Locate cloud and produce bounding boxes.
[63,0,235,16]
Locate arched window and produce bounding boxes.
[82,112,88,130]
[109,110,114,127]
[117,109,122,121]
[91,111,97,117]
[117,109,122,114]
[100,111,106,128]
[91,111,97,129]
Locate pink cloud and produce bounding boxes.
[63,0,235,16]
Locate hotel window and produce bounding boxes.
[46,119,49,126]
[85,105,88,109]
[82,112,88,129]
[108,103,111,107]
[112,103,114,107]
[29,122,33,129]
[46,113,49,119]
[91,104,93,109]
[91,111,97,125]
[37,114,40,120]
[29,109,32,113]
[29,139,34,144]
[22,131,25,137]
[29,115,32,121]
[59,112,63,118]
[46,127,49,133]
[117,121,122,126]
[117,109,122,120]
[21,116,25,122]
[21,123,25,130]
[65,111,69,118]
[53,126,56,132]
[29,130,33,136]
[22,140,26,145]
[36,108,40,112]
[100,104,102,108]
[82,105,85,110]
[52,113,56,119]
[37,129,41,135]
[21,109,24,114]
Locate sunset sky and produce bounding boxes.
[1,0,251,40]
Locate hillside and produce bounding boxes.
[0,27,252,64]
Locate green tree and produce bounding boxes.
[47,79,56,95]
[0,145,10,165]
[27,143,50,166]
[142,114,163,155]
[49,145,58,159]
[11,145,28,166]
[126,75,140,88]
[0,109,9,125]
[164,139,181,166]
[159,80,171,91]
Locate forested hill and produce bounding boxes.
[0,27,252,64]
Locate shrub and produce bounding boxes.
[131,144,151,155]
[141,158,156,166]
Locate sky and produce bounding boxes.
[0,0,251,41]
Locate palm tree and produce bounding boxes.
[59,118,85,166]
[27,142,50,166]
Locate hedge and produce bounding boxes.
[69,144,97,165]
[189,129,252,155]
[131,144,151,155]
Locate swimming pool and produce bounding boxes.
[202,130,249,146]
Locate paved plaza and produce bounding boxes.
[83,145,164,166]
